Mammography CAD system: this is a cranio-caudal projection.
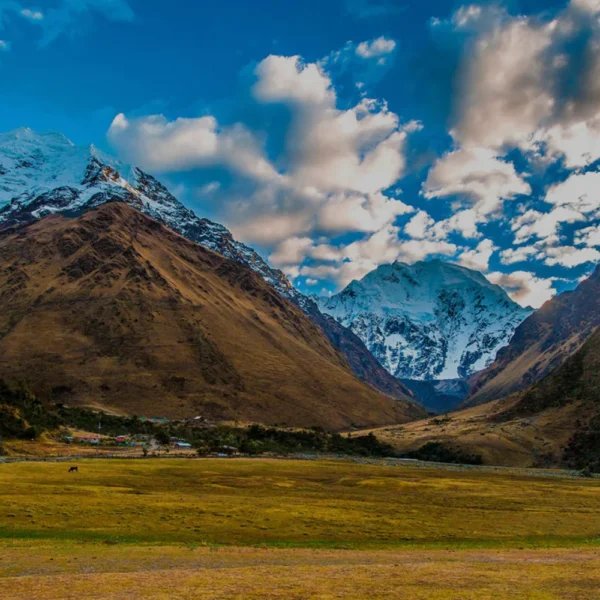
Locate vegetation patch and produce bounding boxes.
[403,442,483,465]
[563,416,600,474]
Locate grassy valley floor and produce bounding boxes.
[0,458,599,598]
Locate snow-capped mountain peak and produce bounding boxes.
[319,260,532,381]
[0,128,297,299]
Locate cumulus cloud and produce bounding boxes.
[109,50,423,285]
[317,191,413,234]
[487,271,556,308]
[423,146,530,219]
[270,237,315,268]
[108,113,277,181]
[447,0,600,169]
[404,210,436,240]
[575,224,600,247]
[253,55,333,107]
[500,244,543,266]
[301,226,458,287]
[451,13,555,151]
[544,245,600,267]
[111,52,419,259]
[423,1,600,275]
[510,171,600,250]
[511,207,585,245]
[355,36,396,58]
[458,239,497,271]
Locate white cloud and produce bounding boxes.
[405,210,436,240]
[500,243,544,265]
[423,146,530,220]
[253,55,333,107]
[458,239,497,271]
[544,245,600,267]
[487,271,556,308]
[355,36,396,58]
[452,16,555,151]
[571,0,600,14]
[575,224,600,247]
[270,237,315,268]
[0,39,10,51]
[108,113,277,181]
[434,209,482,240]
[545,171,600,214]
[317,191,413,234]
[110,53,419,265]
[20,8,43,21]
[448,0,600,169]
[197,181,221,196]
[301,226,458,287]
[325,36,398,87]
[511,207,585,245]
[510,171,600,250]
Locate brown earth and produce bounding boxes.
[0,202,423,429]
[467,264,600,406]
[366,329,600,467]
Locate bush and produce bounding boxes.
[404,442,483,465]
[563,416,600,473]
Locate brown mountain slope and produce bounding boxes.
[366,329,600,468]
[0,203,424,429]
[465,265,600,407]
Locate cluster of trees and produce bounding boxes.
[189,424,396,457]
[563,416,600,474]
[404,442,483,465]
[0,382,60,441]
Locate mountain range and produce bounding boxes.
[0,127,412,404]
[2,127,598,461]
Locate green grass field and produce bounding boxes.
[0,458,599,598]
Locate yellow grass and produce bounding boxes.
[1,542,599,599]
[0,458,599,598]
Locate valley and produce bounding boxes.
[4,0,600,595]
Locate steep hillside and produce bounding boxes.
[319,260,531,381]
[0,127,411,402]
[366,330,600,469]
[0,203,424,429]
[467,266,600,406]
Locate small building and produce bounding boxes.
[114,435,128,444]
[75,434,100,445]
[174,441,193,449]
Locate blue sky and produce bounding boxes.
[1,0,600,307]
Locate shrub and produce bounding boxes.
[404,442,483,465]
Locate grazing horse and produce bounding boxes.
[68,466,79,473]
